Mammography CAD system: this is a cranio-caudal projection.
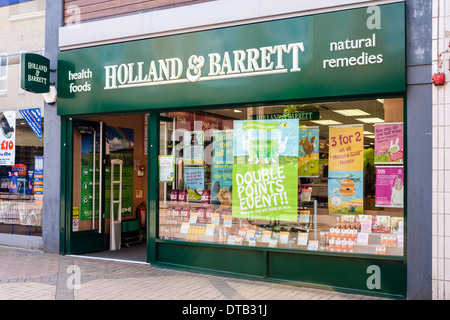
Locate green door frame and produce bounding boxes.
[60,116,71,255]
[147,111,159,264]
[60,117,107,254]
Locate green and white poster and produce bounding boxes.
[232,120,299,221]
[80,164,98,221]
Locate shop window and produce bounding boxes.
[0,53,7,94]
[0,112,44,236]
[159,98,404,256]
[8,0,45,18]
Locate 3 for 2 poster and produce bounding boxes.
[328,125,364,214]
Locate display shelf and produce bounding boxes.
[0,200,43,226]
[158,203,404,257]
[0,193,35,201]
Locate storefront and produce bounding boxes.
[0,0,46,248]
[58,2,407,298]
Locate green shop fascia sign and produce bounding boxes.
[57,2,405,116]
[21,53,50,93]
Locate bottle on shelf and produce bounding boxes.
[170,189,179,202]
[181,206,190,222]
[178,190,187,203]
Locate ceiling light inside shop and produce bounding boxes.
[333,109,370,116]
[365,135,375,139]
[363,131,373,135]
[234,109,242,113]
[310,120,343,125]
[355,117,384,123]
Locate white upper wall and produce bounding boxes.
[59,0,402,50]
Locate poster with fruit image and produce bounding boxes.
[298,126,319,177]
[374,123,403,164]
[328,125,364,214]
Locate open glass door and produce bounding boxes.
[71,119,106,254]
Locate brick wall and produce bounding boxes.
[63,0,215,25]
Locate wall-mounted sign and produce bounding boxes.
[57,2,405,116]
[21,53,50,93]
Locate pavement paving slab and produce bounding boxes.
[0,245,390,303]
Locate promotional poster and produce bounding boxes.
[298,126,319,177]
[232,119,299,221]
[183,131,204,165]
[375,166,404,208]
[211,130,233,208]
[0,111,16,166]
[328,125,364,214]
[374,123,403,164]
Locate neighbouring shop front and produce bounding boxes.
[58,3,407,298]
[0,0,47,247]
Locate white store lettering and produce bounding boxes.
[103,41,306,90]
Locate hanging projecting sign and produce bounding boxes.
[0,111,16,166]
[57,2,405,116]
[21,53,50,93]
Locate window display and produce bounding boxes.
[159,99,404,256]
[0,112,44,236]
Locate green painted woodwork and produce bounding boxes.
[155,241,405,298]
[59,117,70,255]
[266,250,405,298]
[57,3,405,117]
[147,112,159,264]
[156,242,264,278]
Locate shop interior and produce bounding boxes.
[0,117,44,237]
[70,97,404,261]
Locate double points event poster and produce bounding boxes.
[328,125,364,214]
[232,119,299,221]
